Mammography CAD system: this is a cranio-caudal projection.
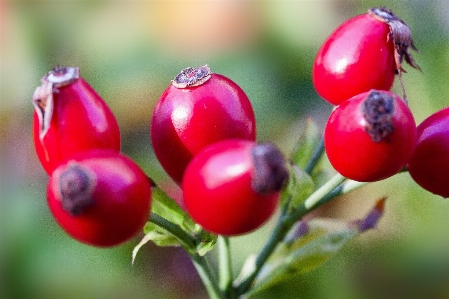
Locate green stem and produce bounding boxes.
[149,212,196,249]
[236,173,347,295]
[218,236,235,298]
[302,173,346,210]
[304,136,325,175]
[235,214,292,295]
[191,254,226,299]
[149,212,225,299]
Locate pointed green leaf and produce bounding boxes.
[235,254,257,286]
[310,167,334,188]
[132,222,183,264]
[132,231,153,265]
[248,198,386,296]
[142,222,183,246]
[196,231,218,256]
[281,165,315,211]
[152,187,196,232]
[290,118,321,169]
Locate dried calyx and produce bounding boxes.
[251,143,289,194]
[368,7,420,73]
[32,66,79,140]
[171,65,212,88]
[356,196,387,232]
[57,162,96,215]
[362,90,395,143]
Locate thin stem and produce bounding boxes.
[235,215,291,295]
[150,212,225,299]
[218,236,235,298]
[290,179,365,223]
[302,173,346,210]
[149,212,196,249]
[236,173,347,295]
[310,179,371,211]
[191,253,226,299]
[304,136,325,175]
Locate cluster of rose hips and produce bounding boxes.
[32,62,289,246]
[313,7,449,198]
[32,6,449,253]
[32,66,151,246]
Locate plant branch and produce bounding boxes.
[218,236,235,298]
[191,253,227,299]
[150,212,225,298]
[149,212,196,250]
[301,173,346,210]
[304,136,325,175]
[235,173,347,295]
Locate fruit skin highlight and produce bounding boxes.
[150,65,256,185]
[182,140,288,236]
[313,7,419,105]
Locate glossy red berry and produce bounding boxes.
[47,150,151,247]
[182,140,288,236]
[313,7,419,105]
[32,66,121,175]
[408,107,449,197]
[324,90,417,182]
[150,65,256,185]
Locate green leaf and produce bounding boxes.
[235,254,257,286]
[132,222,183,264]
[151,187,196,232]
[248,198,386,296]
[290,118,321,170]
[132,232,153,265]
[281,165,315,212]
[142,222,183,246]
[248,220,357,295]
[310,166,334,188]
[132,188,199,262]
[196,229,218,256]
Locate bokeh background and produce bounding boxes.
[1,1,449,298]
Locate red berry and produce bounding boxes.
[150,65,256,185]
[313,7,419,105]
[408,107,449,197]
[47,150,151,247]
[182,140,288,236]
[32,66,121,175]
[324,90,417,182]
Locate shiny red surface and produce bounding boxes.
[182,140,279,236]
[151,73,256,184]
[313,13,396,105]
[47,150,151,247]
[33,77,121,174]
[324,91,417,182]
[408,107,449,197]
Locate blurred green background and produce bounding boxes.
[1,1,449,298]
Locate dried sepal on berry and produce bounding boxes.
[171,65,212,88]
[32,66,80,141]
[368,7,421,73]
[251,143,289,195]
[361,90,395,142]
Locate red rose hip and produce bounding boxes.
[32,66,121,174]
[150,65,256,184]
[324,90,417,182]
[182,140,288,236]
[408,107,449,197]
[313,7,419,105]
[47,150,151,247]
